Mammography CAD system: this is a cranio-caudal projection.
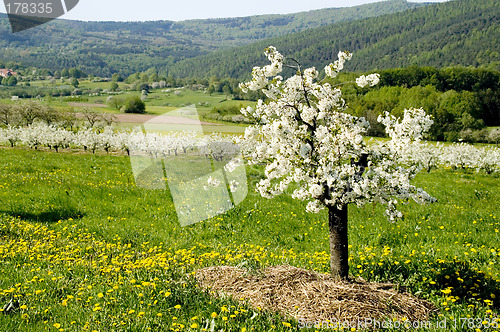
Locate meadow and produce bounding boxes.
[0,146,499,331]
[2,81,254,114]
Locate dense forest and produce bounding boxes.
[167,0,499,79]
[341,66,500,140]
[0,0,427,76]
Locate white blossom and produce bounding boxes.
[238,47,436,221]
[356,73,380,88]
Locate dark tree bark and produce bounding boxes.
[328,204,349,280]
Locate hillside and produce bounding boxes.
[0,0,427,76]
[167,0,500,79]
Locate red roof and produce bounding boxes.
[0,69,17,78]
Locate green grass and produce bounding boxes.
[0,146,498,331]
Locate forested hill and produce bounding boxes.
[0,0,423,76]
[0,0,428,76]
[167,0,427,47]
[167,0,500,79]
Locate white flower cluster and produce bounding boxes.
[237,47,437,220]
[356,74,381,88]
[324,51,352,78]
[239,46,284,93]
[370,112,500,174]
[376,108,435,162]
[203,176,221,190]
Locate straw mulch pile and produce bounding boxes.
[195,265,437,324]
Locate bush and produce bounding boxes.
[121,96,146,114]
[489,128,500,144]
[107,96,124,110]
[444,131,460,142]
[71,88,82,96]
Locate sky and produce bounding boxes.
[0,0,448,22]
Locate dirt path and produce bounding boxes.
[115,113,221,126]
[73,112,221,126]
[68,103,108,108]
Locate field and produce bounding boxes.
[1,85,252,136]
[2,81,254,113]
[0,146,498,331]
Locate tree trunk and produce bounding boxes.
[328,204,349,280]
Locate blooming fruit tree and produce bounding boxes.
[238,47,436,280]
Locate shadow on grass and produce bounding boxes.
[370,258,500,309]
[3,206,84,223]
[426,259,500,308]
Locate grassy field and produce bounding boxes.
[0,146,499,331]
[1,86,254,114]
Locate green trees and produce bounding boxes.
[121,96,146,114]
[111,73,124,82]
[165,0,499,79]
[0,0,429,78]
[0,0,496,78]
[106,96,124,110]
[1,75,18,86]
[70,78,79,88]
[347,83,492,141]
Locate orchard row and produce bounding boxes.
[0,123,498,174]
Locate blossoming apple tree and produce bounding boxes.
[238,47,436,280]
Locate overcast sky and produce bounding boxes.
[1,0,448,22]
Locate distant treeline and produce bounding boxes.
[1,0,498,78]
[378,66,499,93]
[339,66,500,142]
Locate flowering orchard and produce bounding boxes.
[0,123,497,175]
[0,124,237,162]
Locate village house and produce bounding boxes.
[0,69,17,78]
